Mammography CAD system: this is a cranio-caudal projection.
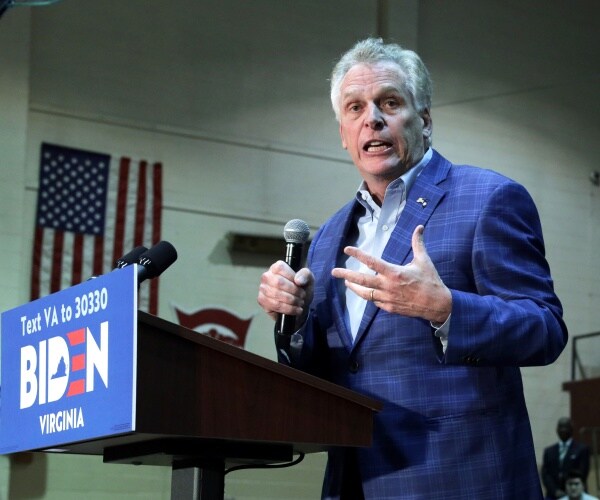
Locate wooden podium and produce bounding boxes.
[49,312,382,499]
[562,377,600,447]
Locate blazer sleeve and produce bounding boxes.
[441,180,568,367]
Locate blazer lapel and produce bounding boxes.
[321,200,361,350]
[353,151,451,345]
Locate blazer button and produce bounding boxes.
[349,360,359,373]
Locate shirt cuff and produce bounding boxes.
[431,314,451,352]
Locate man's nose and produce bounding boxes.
[365,104,385,130]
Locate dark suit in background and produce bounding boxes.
[542,418,591,499]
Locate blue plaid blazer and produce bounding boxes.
[285,150,567,499]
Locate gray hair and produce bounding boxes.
[330,38,432,130]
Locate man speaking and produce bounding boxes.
[258,38,567,499]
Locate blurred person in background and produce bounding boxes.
[543,417,591,499]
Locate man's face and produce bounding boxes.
[338,62,431,187]
[565,477,584,499]
[557,420,573,441]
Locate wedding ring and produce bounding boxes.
[370,289,375,302]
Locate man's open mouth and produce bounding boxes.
[364,140,391,152]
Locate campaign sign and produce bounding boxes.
[0,265,138,454]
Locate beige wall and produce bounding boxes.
[0,6,30,497]
[1,0,599,497]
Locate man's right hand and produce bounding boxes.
[257,261,314,326]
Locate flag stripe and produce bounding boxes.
[30,226,44,300]
[152,163,163,244]
[71,232,84,286]
[82,234,96,283]
[112,157,130,266]
[149,163,163,315]
[39,229,53,296]
[50,230,64,294]
[61,231,73,289]
[93,235,104,277]
[134,161,147,247]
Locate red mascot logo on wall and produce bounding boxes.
[173,306,253,349]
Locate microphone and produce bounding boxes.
[114,246,148,269]
[86,245,149,280]
[136,240,178,284]
[275,219,310,336]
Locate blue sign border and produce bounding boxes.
[0,266,138,454]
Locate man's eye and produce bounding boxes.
[383,99,399,108]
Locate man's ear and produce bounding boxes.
[421,108,432,139]
[339,123,347,149]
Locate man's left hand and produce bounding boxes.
[331,225,452,324]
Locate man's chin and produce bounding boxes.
[361,160,411,179]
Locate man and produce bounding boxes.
[543,417,591,498]
[559,470,598,500]
[257,38,568,499]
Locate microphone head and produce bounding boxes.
[114,246,148,269]
[137,241,178,279]
[283,219,310,244]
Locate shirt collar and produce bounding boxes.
[355,147,433,215]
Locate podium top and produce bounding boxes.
[47,311,382,464]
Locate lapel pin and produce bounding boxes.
[416,197,428,207]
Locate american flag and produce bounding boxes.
[30,143,163,314]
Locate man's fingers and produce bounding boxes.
[411,225,429,262]
[295,267,313,287]
[258,264,313,319]
[269,260,296,280]
[341,246,389,274]
[258,280,305,316]
[344,281,374,302]
[331,266,377,288]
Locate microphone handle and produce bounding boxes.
[284,242,303,272]
[275,242,304,336]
